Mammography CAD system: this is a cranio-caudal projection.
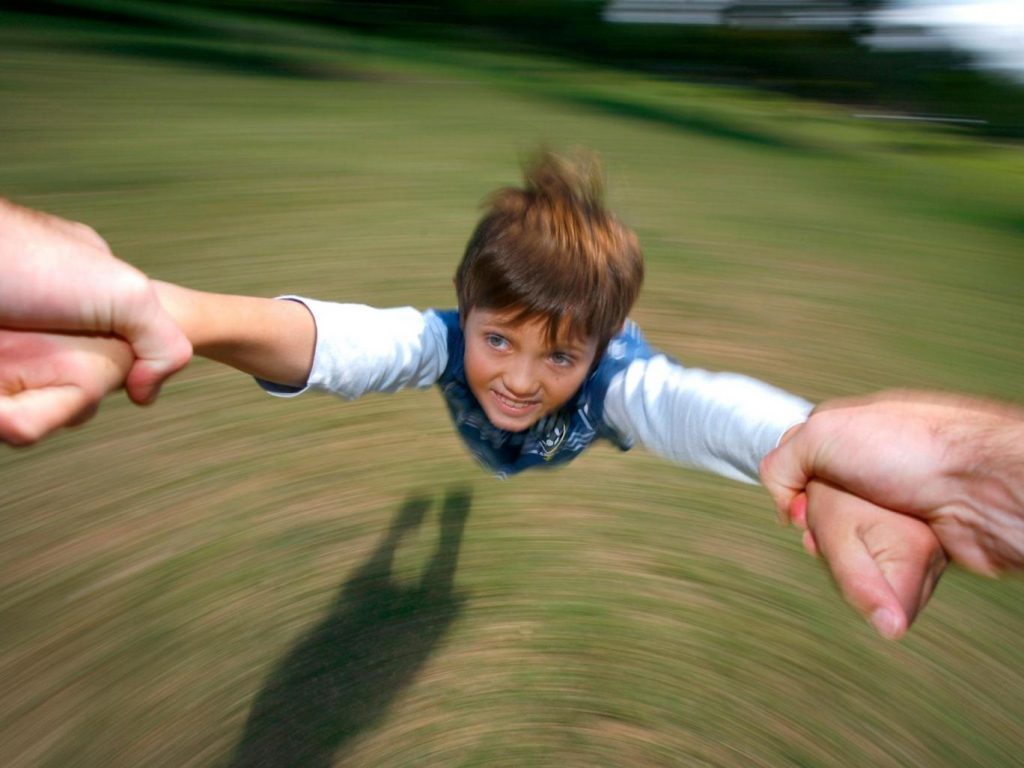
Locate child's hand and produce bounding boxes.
[0,329,133,445]
[794,480,947,640]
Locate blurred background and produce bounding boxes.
[2,2,1023,766]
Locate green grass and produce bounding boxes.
[2,8,1024,767]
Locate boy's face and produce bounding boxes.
[463,307,598,433]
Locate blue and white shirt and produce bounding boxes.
[258,299,812,483]
[433,309,653,477]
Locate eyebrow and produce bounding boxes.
[476,314,593,352]
[550,339,591,355]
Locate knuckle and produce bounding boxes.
[72,221,111,253]
[110,267,151,303]
[908,521,938,549]
[170,336,193,370]
[0,416,44,447]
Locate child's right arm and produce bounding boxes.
[154,284,449,398]
[153,281,316,388]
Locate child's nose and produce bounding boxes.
[503,359,539,397]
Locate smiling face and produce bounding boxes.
[463,308,599,433]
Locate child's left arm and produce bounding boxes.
[601,356,812,483]
[0,329,132,445]
[799,479,947,639]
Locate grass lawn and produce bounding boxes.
[2,7,1023,767]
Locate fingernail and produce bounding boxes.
[871,608,902,640]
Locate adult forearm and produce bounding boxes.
[153,281,316,388]
[944,407,1024,571]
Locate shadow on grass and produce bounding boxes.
[76,40,352,80]
[562,91,825,155]
[226,488,471,768]
[6,1,345,80]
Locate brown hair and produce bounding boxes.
[454,150,644,350]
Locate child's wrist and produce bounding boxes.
[153,280,206,350]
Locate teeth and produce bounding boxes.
[498,393,534,410]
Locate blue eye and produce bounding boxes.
[551,352,574,367]
[486,333,508,349]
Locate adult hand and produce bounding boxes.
[0,329,133,445]
[0,197,191,416]
[761,392,1024,575]
[795,480,947,639]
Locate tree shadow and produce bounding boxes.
[82,39,343,81]
[560,91,826,155]
[226,488,472,768]
[10,1,366,80]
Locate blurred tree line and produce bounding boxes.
[12,0,1024,136]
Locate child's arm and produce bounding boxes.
[799,479,947,640]
[601,356,812,483]
[0,329,132,444]
[155,283,449,399]
[153,281,316,388]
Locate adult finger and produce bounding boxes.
[802,529,819,557]
[0,386,94,446]
[872,524,947,626]
[821,529,909,640]
[805,485,910,640]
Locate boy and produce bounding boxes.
[2,151,944,637]
[154,151,810,482]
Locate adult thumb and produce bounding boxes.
[123,322,192,405]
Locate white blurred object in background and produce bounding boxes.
[867,1,1024,82]
[604,1,1024,82]
[603,0,863,29]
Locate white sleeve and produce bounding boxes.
[602,355,812,484]
[258,298,449,399]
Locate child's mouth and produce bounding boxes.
[493,391,540,415]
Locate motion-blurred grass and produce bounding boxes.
[2,7,1024,767]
